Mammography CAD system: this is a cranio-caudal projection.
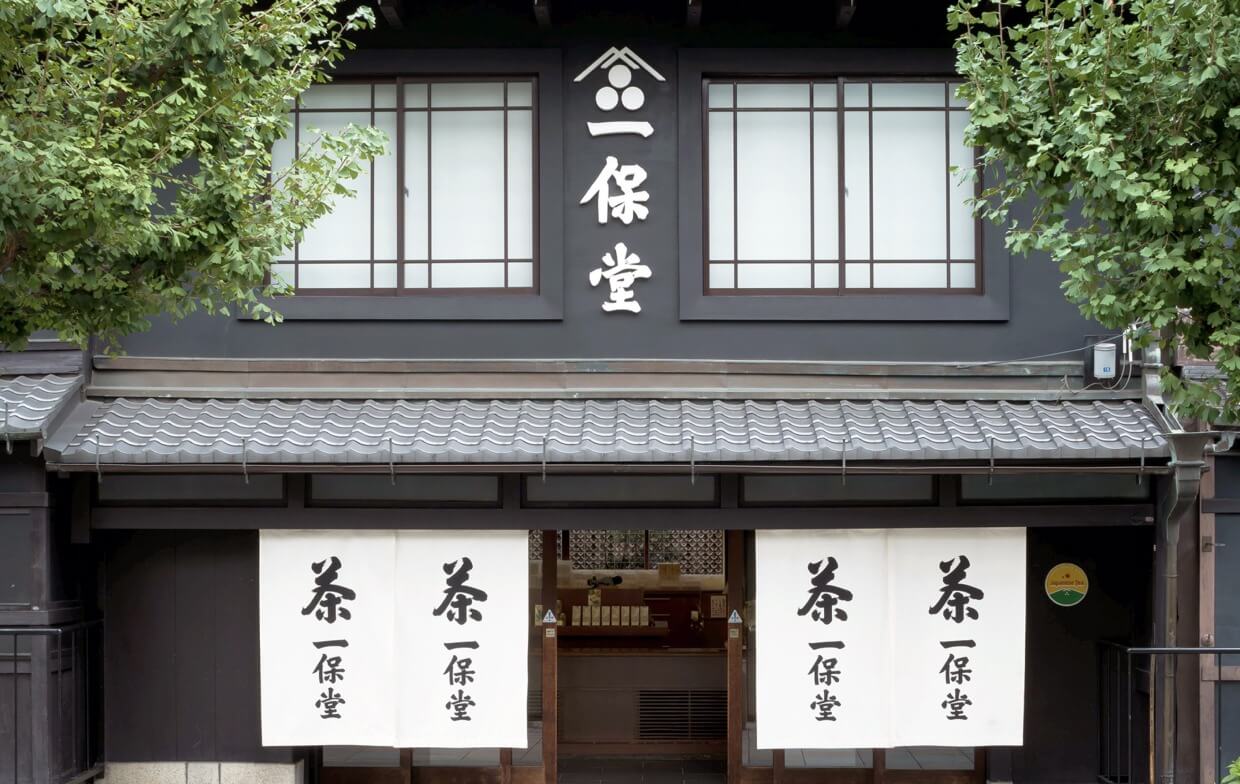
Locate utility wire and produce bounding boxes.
[953,332,1128,369]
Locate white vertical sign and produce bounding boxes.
[755,529,890,749]
[260,530,396,747]
[395,530,529,748]
[888,528,1026,747]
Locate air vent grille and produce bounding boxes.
[637,690,727,740]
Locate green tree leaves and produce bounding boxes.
[950,0,1240,423]
[0,0,385,349]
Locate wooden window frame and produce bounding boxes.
[278,76,539,297]
[702,76,981,297]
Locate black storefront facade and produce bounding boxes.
[0,4,1234,784]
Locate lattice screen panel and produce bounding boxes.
[570,530,646,570]
[650,529,724,575]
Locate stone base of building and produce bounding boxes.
[103,762,304,784]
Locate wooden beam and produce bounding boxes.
[686,0,703,27]
[378,0,404,29]
[88,503,1156,531]
[533,0,551,27]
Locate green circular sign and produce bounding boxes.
[1045,563,1089,607]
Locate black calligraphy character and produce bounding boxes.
[939,653,972,685]
[797,557,854,625]
[301,557,356,623]
[444,655,477,686]
[433,557,489,625]
[809,689,842,722]
[807,641,845,687]
[316,687,346,719]
[314,653,346,684]
[445,689,476,721]
[941,688,972,720]
[927,555,984,623]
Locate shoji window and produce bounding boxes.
[271,79,536,293]
[704,79,977,294]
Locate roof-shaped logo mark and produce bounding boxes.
[575,47,666,113]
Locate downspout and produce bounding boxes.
[1143,346,1220,784]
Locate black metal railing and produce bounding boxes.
[1098,643,1240,784]
[0,623,102,784]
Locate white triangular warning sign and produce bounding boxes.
[728,610,742,624]
[543,609,557,624]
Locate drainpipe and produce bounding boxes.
[1157,431,1215,784]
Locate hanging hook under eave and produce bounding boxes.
[690,440,696,485]
[387,437,395,485]
[90,435,101,484]
[987,437,995,486]
[2,399,10,454]
[541,438,548,483]
[840,434,851,487]
[242,438,250,485]
[1138,434,1149,486]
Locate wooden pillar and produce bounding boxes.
[540,530,558,784]
[772,750,784,784]
[500,748,513,784]
[726,527,744,784]
[399,749,412,784]
[872,749,886,783]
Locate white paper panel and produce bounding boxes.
[842,113,870,260]
[707,83,733,108]
[812,113,839,261]
[298,112,373,261]
[296,263,371,289]
[950,263,976,289]
[433,262,505,288]
[301,84,373,110]
[405,83,428,108]
[756,530,891,749]
[374,85,397,109]
[431,111,505,260]
[432,82,505,108]
[374,263,397,289]
[404,112,429,261]
[872,111,946,261]
[872,82,945,108]
[844,263,870,289]
[708,263,735,289]
[872,263,947,289]
[506,110,534,260]
[271,119,296,261]
[736,112,811,261]
[813,263,839,288]
[395,531,529,748]
[949,111,976,261]
[707,112,735,260]
[508,262,534,288]
[888,528,1026,747]
[270,264,295,287]
[507,82,533,108]
[843,83,869,108]
[737,263,810,289]
[736,83,810,109]
[373,112,398,260]
[812,83,837,108]
[405,263,429,288]
[260,530,396,747]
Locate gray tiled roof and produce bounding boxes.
[53,398,1168,465]
[0,375,82,438]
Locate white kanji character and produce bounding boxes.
[589,242,652,314]
[580,156,649,225]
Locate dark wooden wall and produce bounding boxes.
[102,530,295,763]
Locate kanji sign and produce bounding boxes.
[756,528,1026,750]
[259,529,528,749]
